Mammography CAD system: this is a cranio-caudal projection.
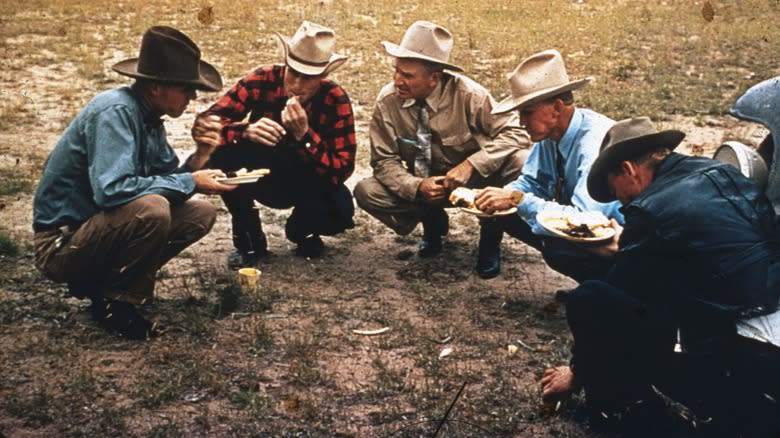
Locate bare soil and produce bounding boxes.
[0,33,771,438]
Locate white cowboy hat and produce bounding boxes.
[274,21,347,76]
[381,20,463,72]
[492,49,591,114]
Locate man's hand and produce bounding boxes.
[475,187,524,214]
[190,114,223,170]
[242,117,286,146]
[191,169,237,194]
[541,366,577,403]
[281,96,309,141]
[582,219,623,258]
[443,160,474,190]
[417,176,447,203]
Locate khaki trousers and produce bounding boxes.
[354,155,524,235]
[34,195,216,304]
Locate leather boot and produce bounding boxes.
[418,208,448,257]
[476,218,503,278]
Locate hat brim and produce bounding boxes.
[492,77,592,115]
[274,33,347,76]
[111,58,223,91]
[381,41,464,72]
[587,130,685,203]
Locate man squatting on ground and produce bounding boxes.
[192,21,356,268]
[354,20,530,279]
[32,26,233,339]
[542,118,780,436]
[476,49,623,284]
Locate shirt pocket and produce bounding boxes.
[396,137,418,171]
[438,131,478,168]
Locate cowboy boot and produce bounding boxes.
[419,208,448,257]
[476,217,503,278]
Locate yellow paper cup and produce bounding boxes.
[238,268,262,295]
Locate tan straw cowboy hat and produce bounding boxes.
[274,21,347,76]
[381,20,463,72]
[587,117,685,203]
[492,49,591,114]
[112,26,222,92]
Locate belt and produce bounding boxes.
[33,222,79,233]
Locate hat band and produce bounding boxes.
[288,50,330,68]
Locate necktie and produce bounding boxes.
[553,145,565,203]
[414,101,432,178]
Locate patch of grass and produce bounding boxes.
[4,389,55,426]
[0,232,20,257]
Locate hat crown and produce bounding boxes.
[288,21,337,65]
[136,26,202,82]
[508,49,570,99]
[397,20,454,64]
[600,117,658,151]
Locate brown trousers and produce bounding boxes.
[34,195,216,304]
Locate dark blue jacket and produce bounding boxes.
[608,153,780,327]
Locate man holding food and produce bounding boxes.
[541,118,780,435]
[353,21,530,278]
[476,49,623,282]
[33,26,234,339]
[193,21,356,267]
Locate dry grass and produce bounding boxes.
[1,0,779,436]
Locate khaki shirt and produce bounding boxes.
[369,72,530,201]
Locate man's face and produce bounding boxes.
[607,164,648,205]
[150,84,197,118]
[392,58,440,101]
[518,101,559,142]
[283,67,323,103]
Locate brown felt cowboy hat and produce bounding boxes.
[381,20,463,72]
[274,21,347,76]
[493,49,591,114]
[587,117,685,203]
[112,26,222,91]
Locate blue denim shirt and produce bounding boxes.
[33,84,196,228]
[505,108,624,234]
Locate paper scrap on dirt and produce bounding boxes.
[351,326,390,336]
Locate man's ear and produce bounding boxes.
[622,160,639,177]
[429,71,442,87]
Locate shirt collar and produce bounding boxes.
[556,107,585,156]
[130,83,164,129]
[400,79,445,113]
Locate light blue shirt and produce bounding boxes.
[505,108,624,234]
[33,84,196,228]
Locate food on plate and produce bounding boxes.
[449,187,478,209]
[541,211,613,239]
[228,168,270,178]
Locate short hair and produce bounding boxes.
[633,147,672,170]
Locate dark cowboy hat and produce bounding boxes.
[112,26,222,91]
[587,117,685,203]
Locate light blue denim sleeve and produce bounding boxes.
[86,105,195,209]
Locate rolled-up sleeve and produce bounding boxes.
[466,92,531,177]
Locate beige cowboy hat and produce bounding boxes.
[587,117,685,203]
[112,26,222,92]
[492,49,591,114]
[381,20,463,72]
[274,21,347,76]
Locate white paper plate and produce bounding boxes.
[536,212,615,243]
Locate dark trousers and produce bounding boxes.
[209,141,354,245]
[566,280,780,436]
[498,215,613,282]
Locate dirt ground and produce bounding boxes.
[0,29,773,438]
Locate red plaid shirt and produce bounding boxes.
[205,65,356,185]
